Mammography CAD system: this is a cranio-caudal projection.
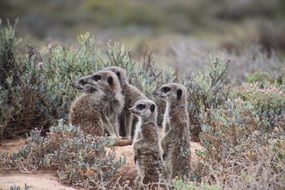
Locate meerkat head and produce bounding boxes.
[103,66,128,86]
[85,70,121,94]
[73,75,97,93]
[155,83,188,104]
[129,99,157,121]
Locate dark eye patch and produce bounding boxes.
[150,104,155,112]
[177,89,182,99]
[79,79,87,85]
[162,86,171,93]
[137,104,146,110]
[92,75,101,81]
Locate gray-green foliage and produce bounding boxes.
[9,184,31,190]
[104,42,175,97]
[1,120,125,189]
[0,21,232,140]
[181,54,231,141]
[0,26,103,138]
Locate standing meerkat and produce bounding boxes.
[104,66,147,139]
[155,83,191,180]
[69,71,124,137]
[130,99,165,188]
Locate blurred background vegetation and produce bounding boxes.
[1,0,285,54]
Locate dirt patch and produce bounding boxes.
[0,138,26,154]
[0,171,77,190]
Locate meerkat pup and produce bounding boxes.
[155,83,191,180]
[130,99,165,188]
[104,66,146,139]
[69,71,124,137]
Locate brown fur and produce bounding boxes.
[69,71,124,137]
[69,93,105,136]
[156,83,191,180]
[104,66,146,139]
[130,99,166,189]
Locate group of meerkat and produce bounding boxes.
[69,66,191,188]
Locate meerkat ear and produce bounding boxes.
[116,72,121,80]
[150,104,156,112]
[107,76,113,86]
[177,89,182,100]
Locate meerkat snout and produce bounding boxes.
[73,75,97,93]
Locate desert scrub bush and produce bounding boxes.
[9,184,31,190]
[199,82,285,161]
[0,20,53,138]
[0,120,126,189]
[172,179,220,190]
[246,71,285,90]
[104,41,175,97]
[199,128,285,189]
[197,94,285,189]
[182,54,231,141]
[39,32,99,120]
[237,82,285,130]
[0,26,98,138]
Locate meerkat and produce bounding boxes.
[104,66,147,139]
[130,99,166,188]
[69,71,124,137]
[155,83,191,180]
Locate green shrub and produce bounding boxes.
[0,20,53,138]
[0,26,98,138]
[0,120,126,189]
[172,179,220,190]
[238,82,285,130]
[246,71,285,89]
[9,184,31,190]
[183,54,231,141]
[197,92,285,189]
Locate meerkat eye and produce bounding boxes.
[92,75,101,81]
[162,87,171,93]
[137,104,146,110]
[79,79,86,85]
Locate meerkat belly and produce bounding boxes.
[138,149,163,182]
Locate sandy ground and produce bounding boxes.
[0,138,203,190]
[0,171,78,190]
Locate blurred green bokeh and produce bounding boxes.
[1,0,284,42]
